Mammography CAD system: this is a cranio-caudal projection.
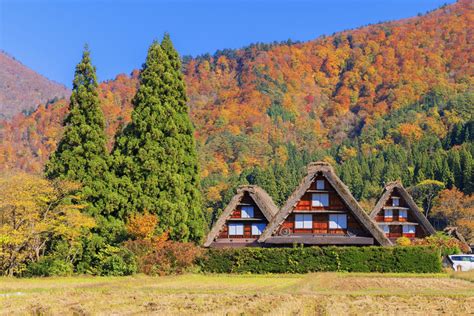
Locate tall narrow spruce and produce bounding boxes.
[112,35,205,242]
[45,46,109,215]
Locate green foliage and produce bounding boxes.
[112,35,205,242]
[26,257,73,277]
[44,46,109,217]
[198,246,442,274]
[91,245,137,276]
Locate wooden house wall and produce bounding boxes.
[279,176,370,236]
[217,192,269,239]
[375,188,430,239]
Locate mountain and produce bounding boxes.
[0,51,70,119]
[0,0,472,206]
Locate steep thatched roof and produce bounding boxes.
[370,181,436,238]
[203,185,279,247]
[259,161,391,246]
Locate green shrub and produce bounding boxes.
[198,246,442,273]
[412,233,464,256]
[93,245,137,276]
[26,257,73,277]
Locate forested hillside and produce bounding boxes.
[0,0,472,217]
[0,51,70,119]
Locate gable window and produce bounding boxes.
[241,206,254,218]
[295,214,312,229]
[403,225,416,235]
[228,223,244,236]
[392,197,400,206]
[380,224,390,235]
[312,193,329,207]
[251,223,266,235]
[329,214,347,229]
[399,209,407,220]
[316,180,325,190]
[384,209,393,221]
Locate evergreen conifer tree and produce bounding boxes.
[45,46,109,215]
[112,35,205,242]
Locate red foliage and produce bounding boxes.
[0,2,472,201]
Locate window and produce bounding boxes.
[312,193,329,207]
[316,180,325,190]
[295,214,312,229]
[380,225,390,234]
[399,210,407,219]
[241,206,254,218]
[251,223,266,235]
[384,209,393,220]
[403,225,416,234]
[329,214,347,229]
[228,223,244,236]
[392,197,400,206]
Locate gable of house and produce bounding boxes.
[370,182,436,243]
[259,162,391,246]
[204,185,278,248]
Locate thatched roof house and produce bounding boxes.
[259,162,391,246]
[370,181,436,243]
[204,185,278,248]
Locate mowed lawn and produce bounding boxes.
[1,272,473,315]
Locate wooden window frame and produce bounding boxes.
[295,214,312,229]
[316,180,325,190]
[228,223,244,236]
[312,193,329,207]
[241,206,254,218]
[329,214,347,229]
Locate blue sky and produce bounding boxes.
[0,0,454,87]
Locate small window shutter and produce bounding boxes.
[316,180,325,190]
[241,206,254,218]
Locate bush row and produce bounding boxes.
[198,246,443,273]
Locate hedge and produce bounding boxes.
[198,246,442,273]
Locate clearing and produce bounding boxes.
[1,272,473,315]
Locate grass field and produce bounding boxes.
[1,272,473,315]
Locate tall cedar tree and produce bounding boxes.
[112,35,205,242]
[45,46,109,215]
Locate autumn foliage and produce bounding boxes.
[1,2,472,182]
[432,188,474,242]
[0,173,95,276]
[124,213,202,275]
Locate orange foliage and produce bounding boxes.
[0,1,472,194]
[126,212,159,240]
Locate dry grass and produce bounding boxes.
[1,273,473,315]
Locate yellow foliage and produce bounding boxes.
[127,212,159,240]
[0,172,93,276]
[396,237,412,246]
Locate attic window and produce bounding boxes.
[241,206,254,218]
[312,193,329,207]
[329,214,347,229]
[316,180,325,190]
[380,224,390,234]
[399,209,407,219]
[403,225,416,235]
[295,214,312,229]
[228,223,244,236]
[392,197,400,206]
[251,223,266,235]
